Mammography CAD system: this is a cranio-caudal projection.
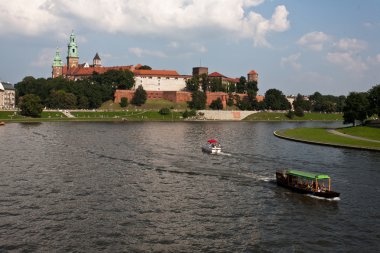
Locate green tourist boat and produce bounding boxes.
[276,170,340,199]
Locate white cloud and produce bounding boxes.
[0,0,289,47]
[0,1,69,36]
[326,52,367,72]
[128,47,167,58]
[281,53,301,70]
[335,38,367,52]
[297,31,330,51]
[377,54,380,63]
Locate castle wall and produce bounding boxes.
[114,90,262,108]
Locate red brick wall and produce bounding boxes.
[114,90,263,106]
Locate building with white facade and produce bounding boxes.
[0,82,16,109]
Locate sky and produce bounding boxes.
[1,0,380,96]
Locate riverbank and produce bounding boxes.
[274,127,380,151]
[0,110,344,122]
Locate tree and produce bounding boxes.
[131,85,147,106]
[185,76,200,91]
[209,98,223,110]
[309,92,324,112]
[368,84,380,116]
[200,73,210,92]
[138,65,152,70]
[188,90,206,110]
[293,94,311,112]
[209,78,224,92]
[77,96,89,109]
[46,90,77,109]
[236,76,246,93]
[99,69,135,90]
[263,89,291,110]
[120,97,128,108]
[343,92,370,126]
[294,107,305,117]
[19,94,44,118]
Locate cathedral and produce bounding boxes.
[52,32,133,80]
[51,32,188,92]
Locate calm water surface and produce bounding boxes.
[0,121,379,252]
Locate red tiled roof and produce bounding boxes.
[224,77,239,83]
[248,70,258,75]
[209,72,226,78]
[63,65,133,76]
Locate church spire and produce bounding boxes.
[67,31,79,69]
[52,47,64,78]
[52,47,63,67]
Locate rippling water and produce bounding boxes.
[0,121,379,252]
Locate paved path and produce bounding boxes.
[327,129,380,143]
[61,110,75,118]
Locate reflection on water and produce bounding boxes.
[0,121,379,252]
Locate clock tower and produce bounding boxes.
[52,48,64,78]
[67,31,79,70]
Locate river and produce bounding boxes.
[0,121,379,252]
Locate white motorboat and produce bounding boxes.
[202,139,222,154]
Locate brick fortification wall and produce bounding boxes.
[114,90,263,107]
[114,90,192,104]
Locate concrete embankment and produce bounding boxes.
[197,110,258,120]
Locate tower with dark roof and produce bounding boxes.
[93,53,102,67]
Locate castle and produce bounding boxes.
[52,32,260,107]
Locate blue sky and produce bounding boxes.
[1,0,380,96]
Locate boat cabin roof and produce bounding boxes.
[287,170,330,180]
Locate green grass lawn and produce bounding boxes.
[244,112,343,121]
[71,110,183,121]
[276,127,380,150]
[0,111,66,120]
[336,126,380,141]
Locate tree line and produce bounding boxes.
[13,69,380,125]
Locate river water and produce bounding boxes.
[0,121,379,252]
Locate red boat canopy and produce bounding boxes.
[207,139,218,143]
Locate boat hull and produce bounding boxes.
[202,146,222,154]
[276,172,340,199]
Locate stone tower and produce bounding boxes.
[93,52,101,67]
[247,70,258,82]
[52,48,64,78]
[67,31,79,70]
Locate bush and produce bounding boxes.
[159,107,170,115]
[294,107,305,117]
[131,85,147,106]
[120,97,128,108]
[285,110,295,119]
[182,109,197,118]
[209,98,223,110]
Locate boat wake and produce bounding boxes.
[306,194,341,201]
[218,152,232,156]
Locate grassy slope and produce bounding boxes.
[277,127,380,150]
[101,99,188,111]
